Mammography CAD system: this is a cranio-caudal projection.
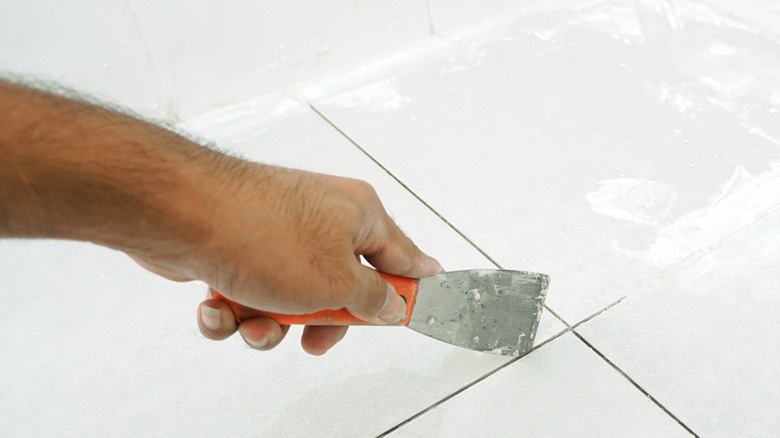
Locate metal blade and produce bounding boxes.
[407,270,549,357]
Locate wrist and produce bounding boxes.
[104,139,225,257]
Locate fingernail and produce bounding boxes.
[200,304,222,331]
[423,254,445,275]
[378,284,407,324]
[430,258,445,274]
[246,335,269,349]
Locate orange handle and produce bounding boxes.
[211,272,419,326]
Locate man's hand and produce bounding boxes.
[133,165,443,355]
[0,79,442,355]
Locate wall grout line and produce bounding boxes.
[572,331,700,438]
[181,0,545,123]
[306,102,503,269]
[425,0,437,35]
[121,0,179,123]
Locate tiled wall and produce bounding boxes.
[2,0,778,122]
[0,1,167,119]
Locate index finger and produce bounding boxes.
[361,214,444,278]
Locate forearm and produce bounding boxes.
[0,80,225,252]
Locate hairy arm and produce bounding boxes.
[0,79,442,355]
[0,80,220,249]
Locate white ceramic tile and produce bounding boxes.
[130,0,431,119]
[0,0,166,119]
[578,210,780,437]
[302,0,780,324]
[388,333,692,437]
[428,0,541,32]
[0,94,563,437]
[701,0,780,38]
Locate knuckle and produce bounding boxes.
[352,179,378,197]
[349,179,381,208]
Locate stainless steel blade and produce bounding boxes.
[408,269,549,356]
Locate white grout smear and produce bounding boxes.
[675,163,780,245]
[587,178,692,267]
[323,80,414,112]
[588,162,780,266]
[658,83,694,113]
[586,178,678,226]
[181,94,302,139]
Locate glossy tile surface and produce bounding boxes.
[578,210,780,437]
[428,0,541,32]
[0,94,563,437]
[303,0,780,324]
[130,0,430,119]
[701,0,780,37]
[0,0,166,118]
[388,334,692,437]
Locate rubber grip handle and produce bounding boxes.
[211,272,419,326]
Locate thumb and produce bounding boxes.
[346,265,408,325]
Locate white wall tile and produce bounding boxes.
[0,0,167,119]
[428,0,541,32]
[130,0,431,120]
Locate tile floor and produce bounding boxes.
[2,0,779,436]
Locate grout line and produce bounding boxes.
[425,0,436,35]
[568,245,709,329]
[572,331,701,438]
[306,103,503,269]
[529,326,570,352]
[120,0,179,123]
[376,331,568,437]
[542,303,571,329]
[570,294,630,331]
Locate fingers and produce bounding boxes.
[345,266,408,325]
[363,215,444,279]
[238,319,290,350]
[198,297,289,350]
[301,326,348,356]
[199,293,344,355]
[198,299,238,340]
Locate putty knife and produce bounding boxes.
[213,270,550,357]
